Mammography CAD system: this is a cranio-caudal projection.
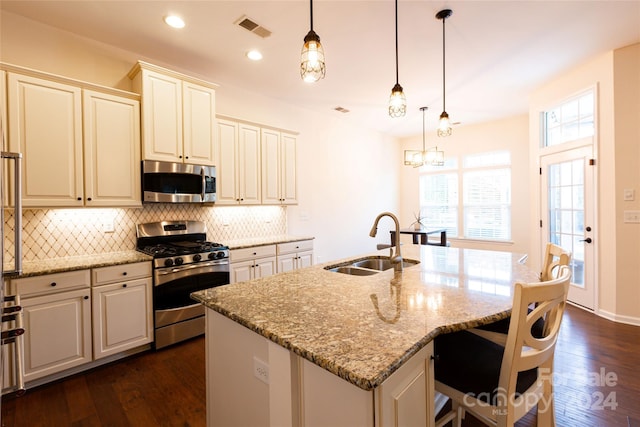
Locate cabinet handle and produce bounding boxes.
[50,282,57,287]
[122,284,127,288]
[84,296,89,300]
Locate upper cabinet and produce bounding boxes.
[261,129,297,205]
[129,61,217,166]
[5,67,141,207]
[216,118,261,205]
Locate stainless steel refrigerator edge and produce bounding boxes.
[1,114,26,421]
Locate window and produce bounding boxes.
[543,90,594,147]
[419,151,511,241]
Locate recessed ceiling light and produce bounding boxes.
[164,15,185,29]
[246,50,263,61]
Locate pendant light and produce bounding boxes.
[436,9,453,137]
[388,0,406,117]
[300,0,326,83]
[404,107,444,167]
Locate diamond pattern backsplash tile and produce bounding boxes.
[3,205,287,263]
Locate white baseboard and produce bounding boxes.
[597,309,640,327]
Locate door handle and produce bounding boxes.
[579,238,592,243]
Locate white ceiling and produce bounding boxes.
[2,1,639,137]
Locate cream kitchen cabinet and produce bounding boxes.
[261,129,298,205]
[129,61,217,166]
[216,118,261,205]
[276,239,313,273]
[92,262,152,360]
[9,270,92,383]
[1,70,6,150]
[5,68,141,207]
[229,245,276,284]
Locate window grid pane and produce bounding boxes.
[544,90,594,147]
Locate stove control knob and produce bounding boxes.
[215,251,225,259]
[164,258,174,267]
[208,252,216,260]
[174,257,184,266]
[193,254,202,262]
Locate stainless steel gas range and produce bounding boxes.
[136,220,229,349]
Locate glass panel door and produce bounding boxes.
[541,146,595,309]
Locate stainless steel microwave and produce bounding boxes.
[142,160,216,203]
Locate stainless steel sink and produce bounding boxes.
[325,256,420,275]
[351,258,419,271]
[328,266,379,276]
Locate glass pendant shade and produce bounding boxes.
[300,30,325,83]
[437,111,452,137]
[389,83,407,118]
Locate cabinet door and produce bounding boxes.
[83,90,141,206]
[254,257,276,279]
[8,73,83,206]
[183,81,215,166]
[92,277,152,359]
[22,288,92,382]
[140,70,183,162]
[297,250,314,269]
[277,254,296,274]
[229,259,254,284]
[238,123,261,204]
[261,128,281,204]
[280,133,298,204]
[216,119,239,205]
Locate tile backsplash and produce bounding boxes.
[3,204,286,263]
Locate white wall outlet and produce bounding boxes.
[102,220,115,233]
[623,210,640,223]
[623,189,635,201]
[253,357,269,384]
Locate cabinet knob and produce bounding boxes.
[84,296,89,300]
[87,197,92,201]
[253,252,257,256]
[122,272,127,276]
[185,156,189,159]
[77,197,82,201]
[50,282,57,287]
[123,284,127,288]
[179,155,183,159]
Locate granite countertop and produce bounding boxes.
[6,251,153,278]
[192,244,539,391]
[224,235,314,250]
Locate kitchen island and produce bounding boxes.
[191,244,538,427]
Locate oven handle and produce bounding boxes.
[154,260,230,286]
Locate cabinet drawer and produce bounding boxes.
[230,245,277,263]
[92,262,151,286]
[11,270,90,297]
[277,240,314,255]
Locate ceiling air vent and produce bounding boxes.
[235,15,272,38]
[334,107,350,113]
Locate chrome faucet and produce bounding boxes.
[369,212,403,272]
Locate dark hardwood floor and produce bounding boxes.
[2,305,639,427]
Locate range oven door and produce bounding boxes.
[153,260,229,329]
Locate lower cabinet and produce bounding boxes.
[229,245,277,284]
[11,270,92,383]
[276,239,314,273]
[92,262,152,359]
[6,261,152,387]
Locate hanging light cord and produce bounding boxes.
[441,14,446,113]
[394,0,399,85]
[421,106,427,151]
[310,0,314,32]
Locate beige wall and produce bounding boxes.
[529,43,640,324]
[398,114,531,254]
[0,11,401,265]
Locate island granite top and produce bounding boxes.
[191,244,539,391]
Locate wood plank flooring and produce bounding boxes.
[2,304,639,427]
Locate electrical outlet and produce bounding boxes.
[623,210,640,223]
[623,189,635,201]
[253,357,269,384]
[102,220,115,233]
